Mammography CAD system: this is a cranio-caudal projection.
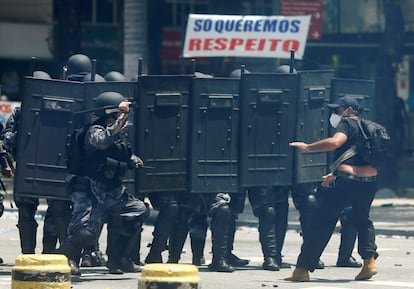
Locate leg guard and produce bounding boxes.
[167,208,191,263]
[208,204,234,272]
[145,201,179,263]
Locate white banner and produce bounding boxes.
[183,14,311,59]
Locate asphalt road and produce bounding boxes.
[0,198,414,289]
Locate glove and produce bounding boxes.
[129,154,143,169]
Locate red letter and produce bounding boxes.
[257,39,266,51]
[203,38,214,51]
[229,38,244,50]
[282,40,300,53]
[268,39,282,51]
[189,39,201,51]
[245,39,256,51]
[215,38,227,50]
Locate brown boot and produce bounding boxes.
[284,267,309,282]
[354,257,377,280]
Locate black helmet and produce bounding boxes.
[83,73,106,82]
[33,70,51,79]
[94,91,125,117]
[104,71,126,81]
[275,65,297,74]
[229,68,250,79]
[67,54,92,81]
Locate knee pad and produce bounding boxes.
[71,228,95,249]
[259,206,276,220]
[17,206,37,223]
[160,202,179,220]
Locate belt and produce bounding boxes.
[335,171,377,182]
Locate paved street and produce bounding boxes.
[0,188,414,289]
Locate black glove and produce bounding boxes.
[128,154,143,169]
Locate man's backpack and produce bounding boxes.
[355,119,391,167]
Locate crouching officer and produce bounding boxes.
[57,92,147,276]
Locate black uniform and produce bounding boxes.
[57,107,147,275]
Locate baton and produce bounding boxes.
[141,165,156,169]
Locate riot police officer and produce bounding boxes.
[57,91,147,276]
[207,192,249,272]
[2,71,72,254]
[247,186,290,271]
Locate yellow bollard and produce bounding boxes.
[138,263,200,289]
[12,254,71,289]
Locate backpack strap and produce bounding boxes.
[357,119,369,140]
[329,146,357,173]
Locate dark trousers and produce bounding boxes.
[296,176,378,271]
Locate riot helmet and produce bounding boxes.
[229,68,250,79]
[104,71,126,81]
[83,73,106,82]
[67,54,92,81]
[33,70,51,79]
[275,65,297,74]
[94,91,125,117]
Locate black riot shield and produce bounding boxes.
[239,73,298,188]
[294,70,335,184]
[83,81,138,195]
[189,77,240,193]
[14,77,84,200]
[331,78,376,120]
[136,75,191,193]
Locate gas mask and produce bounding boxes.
[329,112,342,128]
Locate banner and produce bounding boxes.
[183,14,311,59]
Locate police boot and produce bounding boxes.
[336,222,361,267]
[56,241,82,276]
[209,206,234,273]
[120,225,143,273]
[354,257,377,280]
[226,217,249,267]
[284,267,310,282]
[42,231,58,254]
[275,201,289,268]
[49,200,71,244]
[17,221,37,254]
[191,237,206,266]
[258,208,279,271]
[130,228,143,266]
[145,204,179,264]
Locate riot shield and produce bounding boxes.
[136,75,191,193]
[331,78,375,120]
[239,73,298,188]
[14,77,83,200]
[189,77,240,193]
[294,70,335,184]
[83,81,138,195]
